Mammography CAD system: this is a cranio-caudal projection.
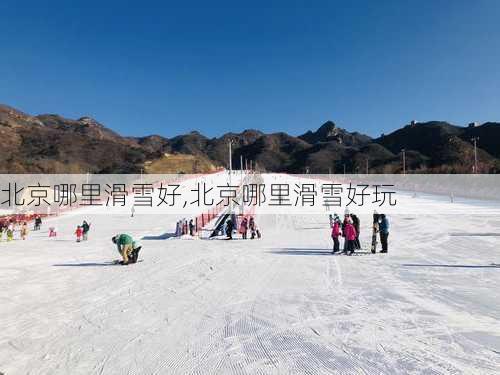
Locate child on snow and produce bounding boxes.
[6,223,14,242]
[189,219,195,236]
[239,217,248,239]
[75,226,83,242]
[34,216,42,231]
[331,214,341,253]
[249,217,261,239]
[49,226,57,237]
[20,222,28,240]
[343,217,357,255]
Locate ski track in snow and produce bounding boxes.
[1,184,500,374]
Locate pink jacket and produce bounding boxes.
[344,223,357,241]
[239,219,248,233]
[331,222,341,238]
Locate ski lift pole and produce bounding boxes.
[228,139,233,213]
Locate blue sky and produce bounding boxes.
[1,0,499,138]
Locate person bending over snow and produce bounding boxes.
[112,234,135,265]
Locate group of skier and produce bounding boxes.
[225,216,260,240]
[0,216,96,244]
[74,220,91,242]
[175,218,195,237]
[330,211,390,255]
[0,220,31,241]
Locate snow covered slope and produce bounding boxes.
[0,197,499,373]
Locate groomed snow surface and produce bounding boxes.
[1,206,500,373]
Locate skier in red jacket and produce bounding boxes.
[343,218,357,255]
[75,226,83,242]
[331,214,342,253]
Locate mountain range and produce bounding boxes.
[1,104,499,174]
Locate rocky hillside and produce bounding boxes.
[1,104,499,173]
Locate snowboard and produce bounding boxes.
[112,259,143,265]
[114,246,142,265]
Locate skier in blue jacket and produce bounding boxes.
[378,214,390,253]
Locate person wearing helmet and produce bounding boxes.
[112,234,134,265]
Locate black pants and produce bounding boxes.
[354,236,361,249]
[348,240,356,254]
[380,232,389,252]
[332,236,340,252]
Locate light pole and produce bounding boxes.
[471,137,479,173]
[401,149,406,175]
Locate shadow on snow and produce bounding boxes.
[403,263,500,269]
[449,233,500,237]
[53,262,118,267]
[141,232,176,240]
[268,248,372,256]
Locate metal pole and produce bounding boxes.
[471,137,479,173]
[228,140,232,185]
[228,140,233,214]
[240,155,243,175]
[343,164,346,175]
[365,159,369,174]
